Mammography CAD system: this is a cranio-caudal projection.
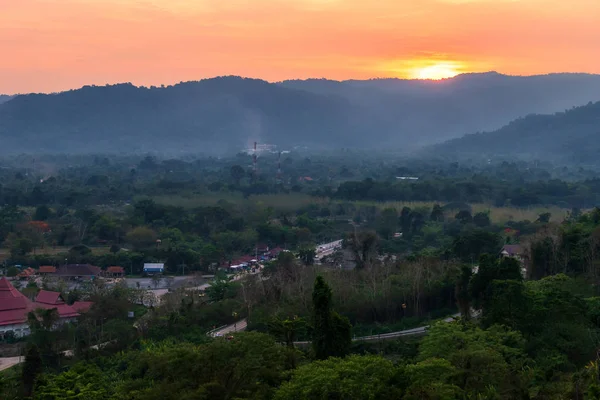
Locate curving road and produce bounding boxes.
[210,318,248,337]
[213,312,476,345]
[0,356,21,372]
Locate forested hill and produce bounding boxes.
[431,101,600,164]
[280,72,600,146]
[1,73,600,154]
[0,77,362,154]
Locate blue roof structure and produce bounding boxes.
[143,263,164,273]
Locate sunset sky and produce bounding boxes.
[1,0,599,93]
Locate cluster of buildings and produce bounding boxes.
[316,240,343,258]
[221,241,345,272]
[11,263,168,281]
[10,264,124,281]
[224,245,287,272]
[0,277,93,338]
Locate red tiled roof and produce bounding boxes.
[231,255,254,265]
[72,301,94,313]
[268,247,284,256]
[35,290,63,305]
[39,266,57,273]
[18,268,36,277]
[0,277,33,326]
[34,290,79,318]
[0,279,81,325]
[107,266,125,274]
[33,303,79,319]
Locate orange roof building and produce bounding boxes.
[17,267,36,278]
[39,266,57,274]
[106,266,125,275]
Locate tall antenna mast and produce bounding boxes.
[276,151,282,183]
[252,141,258,180]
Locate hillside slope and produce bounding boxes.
[0,77,363,154]
[1,73,600,154]
[281,72,600,147]
[431,101,600,164]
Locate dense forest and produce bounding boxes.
[1,153,600,209]
[1,72,600,154]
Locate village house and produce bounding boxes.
[0,277,32,337]
[265,247,285,260]
[0,278,91,338]
[38,266,57,275]
[500,244,527,277]
[34,290,80,322]
[17,267,36,279]
[106,266,125,277]
[500,244,525,262]
[256,243,270,255]
[55,264,102,281]
[225,255,256,272]
[143,263,164,275]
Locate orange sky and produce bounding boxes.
[1,0,599,93]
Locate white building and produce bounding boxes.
[143,263,165,275]
[316,240,343,257]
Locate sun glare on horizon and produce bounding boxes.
[379,59,470,81]
[413,63,462,80]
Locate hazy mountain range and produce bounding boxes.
[0,95,13,105]
[430,100,600,164]
[0,72,599,155]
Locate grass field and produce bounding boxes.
[150,193,571,224]
[146,193,243,209]
[150,193,327,213]
[365,201,569,224]
[0,246,111,263]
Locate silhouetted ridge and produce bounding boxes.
[1,73,600,154]
[432,101,600,164]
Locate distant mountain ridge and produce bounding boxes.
[0,95,13,105]
[1,72,600,154]
[431,100,600,164]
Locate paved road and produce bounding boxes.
[210,318,248,337]
[292,314,461,345]
[0,356,21,372]
[124,276,198,290]
[216,312,476,345]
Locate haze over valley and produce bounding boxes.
[1,72,600,158]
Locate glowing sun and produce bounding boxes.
[414,63,462,80]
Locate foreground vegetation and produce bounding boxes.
[2,154,600,399]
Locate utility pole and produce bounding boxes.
[276,151,282,183]
[252,141,257,182]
